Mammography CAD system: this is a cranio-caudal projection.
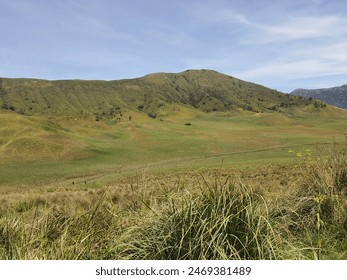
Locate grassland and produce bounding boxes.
[1,70,347,259]
[1,105,347,260]
[1,104,346,188]
[1,147,346,259]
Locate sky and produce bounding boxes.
[1,0,347,92]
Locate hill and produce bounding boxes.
[291,85,347,110]
[1,69,347,186]
[0,69,326,119]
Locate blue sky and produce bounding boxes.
[1,0,347,92]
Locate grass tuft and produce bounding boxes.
[120,178,278,260]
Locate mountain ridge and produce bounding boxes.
[0,69,328,119]
[291,84,347,110]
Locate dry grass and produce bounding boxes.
[118,178,279,260]
[0,146,347,260]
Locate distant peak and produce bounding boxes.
[181,69,224,75]
[144,69,223,77]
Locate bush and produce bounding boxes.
[147,113,157,119]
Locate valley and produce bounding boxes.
[0,70,346,260]
[1,70,345,188]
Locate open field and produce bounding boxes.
[1,148,347,260]
[1,105,346,188]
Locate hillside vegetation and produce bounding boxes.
[0,70,346,187]
[1,70,326,118]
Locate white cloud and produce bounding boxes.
[235,36,347,80]
[294,41,347,61]
[171,4,347,90]
[198,6,347,43]
[210,7,347,86]
[258,16,346,42]
[235,56,347,81]
[215,9,252,25]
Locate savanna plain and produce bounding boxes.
[0,70,347,259]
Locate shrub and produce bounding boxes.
[147,113,157,119]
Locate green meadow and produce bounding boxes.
[1,106,345,188]
[1,71,347,260]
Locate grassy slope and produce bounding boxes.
[0,69,346,188]
[1,70,323,117]
[1,104,346,187]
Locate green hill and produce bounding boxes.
[0,69,326,119]
[1,69,346,187]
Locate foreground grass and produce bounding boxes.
[0,146,347,259]
[119,181,279,260]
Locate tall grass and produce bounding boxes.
[119,178,279,260]
[0,145,346,259]
[275,145,347,259]
[0,191,120,259]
